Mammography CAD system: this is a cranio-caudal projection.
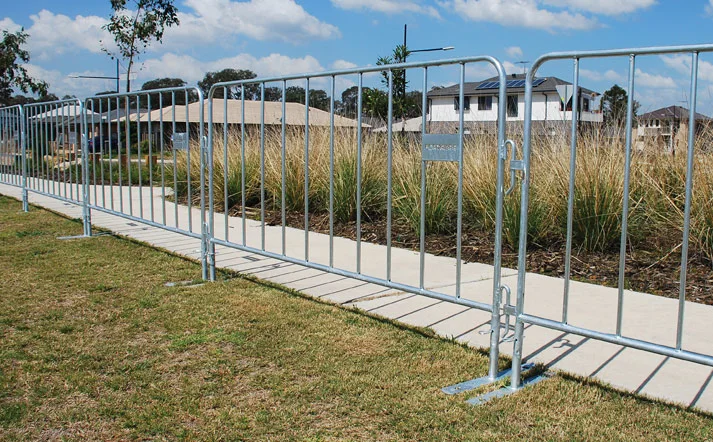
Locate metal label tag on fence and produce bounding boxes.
[172,132,189,151]
[422,134,461,162]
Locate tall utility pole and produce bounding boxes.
[400,24,454,121]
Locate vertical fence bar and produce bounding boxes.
[616,54,636,337]
[260,82,266,251]
[80,101,91,237]
[386,70,394,281]
[304,78,310,261]
[137,95,144,218]
[148,95,154,222]
[46,104,53,196]
[20,106,28,212]
[185,90,192,233]
[109,98,115,211]
[563,58,580,324]
[67,104,73,199]
[90,101,98,205]
[223,87,229,242]
[200,90,210,281]
[419,68,428,289]
[455,63,465,299]
[59,105,67,199]
[490,61,509,381]
[282,80,287,255]
[677,51,699,350]
[117,97,124,213]
[74,102,80,202]
[99,99,105,208]
[329,75,335,267]
[171,92,178,229]
[126,96,133,216]
[356,74,363,274]
[159,93,166,224]
[241,86,247,246]
[511,69,535,391]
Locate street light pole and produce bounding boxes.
[69,59,121,93]
[401,24,454,120]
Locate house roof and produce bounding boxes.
[126,99,369,128]
[427,73,599,99]
[638,105,711,121]
[372,116,423,133]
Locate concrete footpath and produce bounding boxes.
[1,180,712,413]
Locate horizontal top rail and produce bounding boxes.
[23,97,83,111]
[207,55,506,100]
[528,43,713,77]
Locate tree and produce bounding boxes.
[285,86,307,104]
[376,44,410,120]
[601,84,640,127]
[198,69,258,99]
[0,29,48,106]
[264,86,282,102]
[102,0,179,93]
[141,77,197,105]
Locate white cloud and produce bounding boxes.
[661,54,713,83]
[580,68,624,83]
[440,0,599,31]
[4,1,339,63]
[0,17,23,33]
[505,46,523,58]
[20,10,111,60]
[635,69,676,89]
[331,0,441,18]
[542,0,655,15]
[180,0,341,44]
[331,60,358,70]
[706,0,713,16]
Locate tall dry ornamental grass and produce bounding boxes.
[170,124,713,261]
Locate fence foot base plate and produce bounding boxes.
[57,232,108,240]
[441,362,535,395]
[466,372,550,406]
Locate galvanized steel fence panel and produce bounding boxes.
[82,87,209,277]
[511,44,713,390]
[205,56,513,381]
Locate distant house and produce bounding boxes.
[636,105,711,153]
[127,99,368,129]
[426,73,602,134]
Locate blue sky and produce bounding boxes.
[3,0,713,113]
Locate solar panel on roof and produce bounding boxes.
[532,78,546,87]
[476,81,499,90]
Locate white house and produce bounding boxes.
[426,73,602,133]
[636,105,711,153]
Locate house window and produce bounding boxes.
[582,97,590,112]
[427,98,432,115]
[478,96,493,111]
[454,96,471,111]
[507,95,518,117]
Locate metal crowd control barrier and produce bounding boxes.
[205,56,516,384]
[510,44,713,391]
[23,98,91,235]
[82,87,209,277]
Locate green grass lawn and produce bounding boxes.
[0,195,711,441]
